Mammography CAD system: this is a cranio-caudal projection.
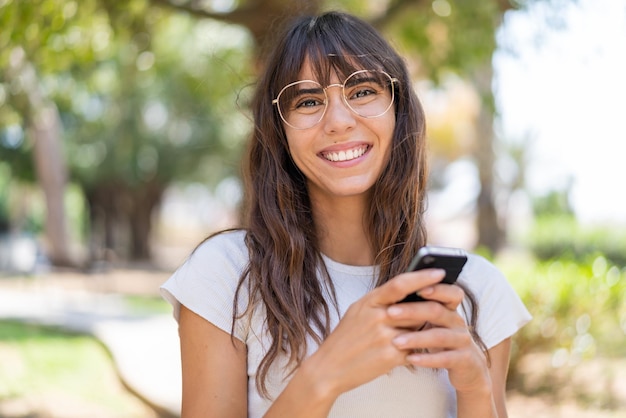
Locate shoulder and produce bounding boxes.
[188,229,249,274]
[174,229,250,300]
[458,253,532,347]
[460,254,506,285]
[458,253,514,304]
[160,229,250,326]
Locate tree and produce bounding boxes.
[1,0,253,263]
[0,0,103,265]
[0,0,536,265]
[380,1,512,251]
[149,0,517,251]
[61,2,254,261]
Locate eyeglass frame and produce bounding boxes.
[271,69,399,130]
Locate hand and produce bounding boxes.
[387,279,492,394]
[300,268,448,398]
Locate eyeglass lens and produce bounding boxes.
[276,70,394,130]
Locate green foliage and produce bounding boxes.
[64,182,88,241]
[0,0,519,259]
[59,7,253,189]
[0,163,9,231]
[533,188,574,217]
[0,125,34,181]
[1,0,255,258]
[1,1,254,189]
[524,185,626,266]
[384,0,501,82]
[0,162,46,234]
[527,216,626,267]
[500,254,626,384]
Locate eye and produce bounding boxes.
[347,82,382,102]
[295,96,324,109]
[351,85,378,99]
[282,84,325,113]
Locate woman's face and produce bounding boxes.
[282,61,396,205]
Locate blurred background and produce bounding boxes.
[1,0,625,417]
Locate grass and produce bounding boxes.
[123,294,171,315]
[0,320,157,418]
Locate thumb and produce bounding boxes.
[374,268,446,305]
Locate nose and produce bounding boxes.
[322,86,356,133]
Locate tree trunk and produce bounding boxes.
[28,104,73,265]
[6,47,73,266]
[471,64,504,253]
[85,180,164,263]
[129,181,164,260]
[151,0,322,53]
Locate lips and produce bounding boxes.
[321,145,370,162]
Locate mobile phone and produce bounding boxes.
[398,246,468,303]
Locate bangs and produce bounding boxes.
[276,14,395,88]
[307,48,387,86]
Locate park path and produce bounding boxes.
[0,268,181,417]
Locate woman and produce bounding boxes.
[161,11,531,418]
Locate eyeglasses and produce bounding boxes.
[272,69,398,130]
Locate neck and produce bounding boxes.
[311,194,374,266]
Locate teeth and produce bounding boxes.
[324,146,367,162]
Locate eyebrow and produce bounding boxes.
[345,75,381,88]
[293,86,325,96]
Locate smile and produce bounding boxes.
[321,145,369,162]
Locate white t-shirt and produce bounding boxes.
[161,230,531,418]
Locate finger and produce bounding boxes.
[392,327,470,352]
[387,299,464,329]
[405,338,484,371]
[414,282,465,311]
[374,269,446,306]
[406,348,459,369]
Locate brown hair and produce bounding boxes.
[233,11,485,397]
